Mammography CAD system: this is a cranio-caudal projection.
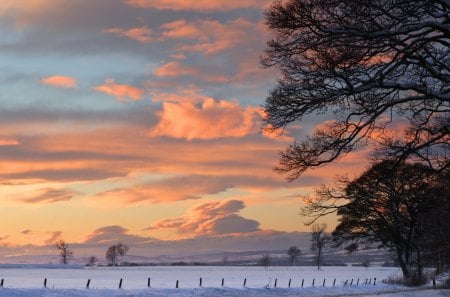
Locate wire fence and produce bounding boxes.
[0,276,379,290]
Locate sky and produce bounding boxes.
[0,0,371,262]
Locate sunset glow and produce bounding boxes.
[0,0,370,262]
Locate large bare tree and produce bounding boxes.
[262,0,449,180]
[303,161,449,282]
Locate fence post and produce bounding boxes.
[301,279,304,287]
[176,280,179,288]
[148,277,151,288]
[350,279,353,286]
[374,277,376,285]
[274,278,277,288]
[312,278,315,286]
[199,277,202,287]
[0,279,3,288]
[323,279,326,287]
[118,278,123,289]
[221,278,224,287]
[433,278,436,288]
[344,280,348,286]
[357,278,359,286]
[333,279,336,286]
[243,278,247,287]
[86,279,90,289]
[288,278,291,288]
[44,278,47,288]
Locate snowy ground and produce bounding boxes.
[0,266,447,297]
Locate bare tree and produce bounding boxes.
[311,224,330,270]
[86,256,97,267]
[106,243,129,266]
[303,160,449,282]
[262,0,449,179]
[258,254,271,270]
[287,246,301,266]
[55,239,73,264]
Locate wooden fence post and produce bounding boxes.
[118,278,123,289]
[44,278,47,288]
[199,277,202,287]
[323,279,326,287]
[86,279,90,289]
[274,278,277,288]
[301,279,304,287]
[288,278,291,288]
[176,280,179,288]
[312,278,315,286]
[147,277,151,288]
[221,278,224,287]
[243,278,247,287]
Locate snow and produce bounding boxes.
[0,266,447,297]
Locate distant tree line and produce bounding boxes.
[54,241,129,267]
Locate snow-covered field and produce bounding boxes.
[0,266,447,297]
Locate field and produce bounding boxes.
[0,266,448,297]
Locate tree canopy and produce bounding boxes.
[106,243,129,266]
[262,0,449,179]
[55,239,73,265]
[302,160,450,280]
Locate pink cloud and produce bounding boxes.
[161,18,256,55]
[149,97,263,140]
[153,61,229,83]
[83,225,152,245]
[40,75,77,89]
[103,26,153,43]
[92,175,229,204]
[125,0,271,12]
[94,79,145,101]
[154,61,199,77]
[145,200,260,237]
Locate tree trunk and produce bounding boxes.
[317,247,322,270]
[397,249,411,279]
[416,249,423,281]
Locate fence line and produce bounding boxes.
[0,275,379,290]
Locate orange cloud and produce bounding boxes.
[43,231,62,245]
[20,229,63,246]
[149,97,263,140]
[125,0,271,11]
[103,26,153,43]
[145,200,260,237]
[40,75,77,89]
[19,188,76,204]
[0,138,19,146]
[94,79,145,101]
